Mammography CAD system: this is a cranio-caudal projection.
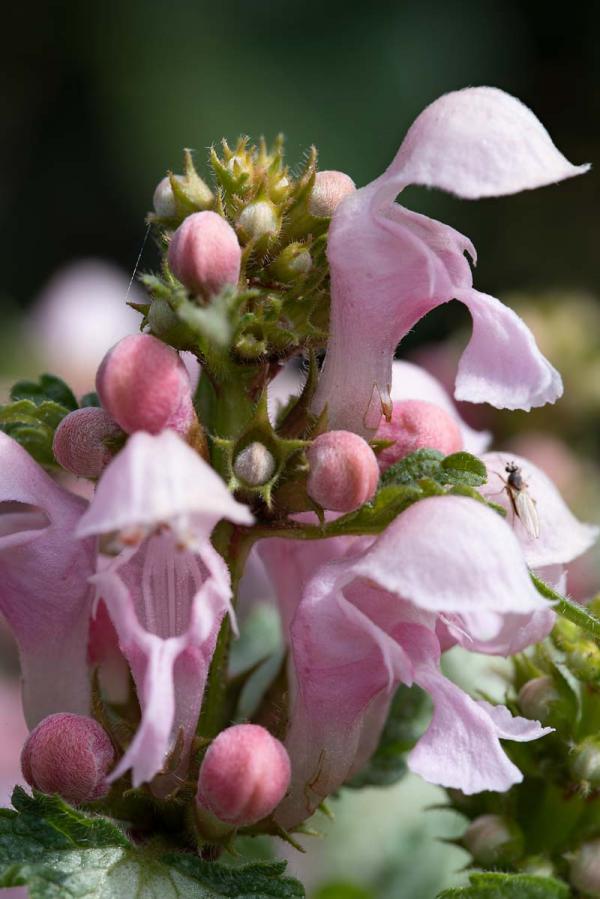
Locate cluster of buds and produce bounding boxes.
[145,140,356,365]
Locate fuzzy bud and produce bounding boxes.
[53,407,123,478]
[376,400,463,471]
[269,243,312,283]
[308,170,356,218]
[96,333,196,436]
[196,724,291,827]
[570,737,600,786]
[570,839,600,896]
[21,713,115,805]
[233,442,276,486]
[463,814,523,866]
[237,200,280,243]
[168,211,241,298]
[517,675,561,725]
[153,175,181,218]
[307,430,379,512]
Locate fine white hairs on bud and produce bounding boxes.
[233,442,276,486]
[308,170,356,218]
[237,200,280,242]
[153,176,181,218]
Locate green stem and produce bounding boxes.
[532,574,600,639]
[198,525,255,740]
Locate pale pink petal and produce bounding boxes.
[391,360,490,454]
[258,535,356,636]
[481,452,598,568]
[77,430,253,540]
[453,288,562,410]
[477,700,553,741]
[276,567,413,828]
[350,495,550,642]
[389,86,588,200]
[0,433,94,726]
[93,533,230,789]
[313,194,561,434]
[443,608,556,656]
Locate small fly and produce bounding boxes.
[502,461,540,539]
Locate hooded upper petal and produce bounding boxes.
[77,430,252,541]
[480,452,598,568]
[312,88,585,436]
[389,86,589,199]
[0,433,94,726]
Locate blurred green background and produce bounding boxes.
[2,0,598,315]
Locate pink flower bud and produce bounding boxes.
[376,399,463,471]
[233,442,276,486]
[308,170,356,217]
[168,211,241,297]
[96,334,195,436]
[307,430,379,512]
[196,724,291,827]
[570,839,600,896]
[463,814,523,866]
[21,713,115,804]
[53,407,123,478]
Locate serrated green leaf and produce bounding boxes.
[346,685,430,789]
[381,449,487,490]
[436,872,569,899]
[0,788,305,899]
[10,374,78,411]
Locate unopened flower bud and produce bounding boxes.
[570,839,600,896]
[97,334,196,436]
[376,400,463,471]
[153,175,181,218]
[307,431,379,512]
[570,737,600,786]
[53,407,123,478]
[269,243,312,283]
[308,170,356,218]
[233,442,276,486]
[21,713,114,805]
[196,724,291,827]
[517,675,560,725]
[463,814,523,866]
[237,200,280,243]
[168,211,241,298]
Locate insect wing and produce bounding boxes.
[514,489,540,539]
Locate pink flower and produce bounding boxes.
[76,430,252,788]
[0,428,252,793]
[312,87,588,437]
[0,433,95,728]
[273,496,555,827]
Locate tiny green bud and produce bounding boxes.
[517,675,560,724]
[237,200,280,243]
[269,242,312,283]
[463,814,523,866]
[233,442,276,486]
[148,299,195,348]
[567,640,600,681]
[570,737,600,786]
[270,175,290,202]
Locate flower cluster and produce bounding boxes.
[0,87,596,874]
